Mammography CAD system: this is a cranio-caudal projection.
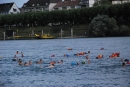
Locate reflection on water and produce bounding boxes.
[0,37,130,87]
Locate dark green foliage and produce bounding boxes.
[89,15,130,37]
[0,2,130,36]
[119,25,130,36]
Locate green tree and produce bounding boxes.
[89,15,118,37]
[119,25,130,36]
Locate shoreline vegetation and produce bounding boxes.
[0,3,130,39]
[0,24,89,40]
[0,24,130,40]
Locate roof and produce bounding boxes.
[50,0,62,3]
[0,2,14,13]
[22,0,50,7]
[22,0,63,8]
[54,0,80,8]
[80,0,89,3]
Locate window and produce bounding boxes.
[13,8,17,12]
[59,7,62,10]
[46,3,48,5]
[32,4,34,6]
[37,4,39,6]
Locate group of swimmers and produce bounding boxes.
[14,51,43,66]
[64,49,129,67]
[14,51,24,58]
[12,49,130,68]
[13,51,65,68]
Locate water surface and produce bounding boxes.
[0,37,130,87]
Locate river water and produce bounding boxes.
[0,37,130,87]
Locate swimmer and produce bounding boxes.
[14,55,17,58]
[76,53,79,56]
[71,62,79,65]
[96,54,103,59]
[19,60,23,65]
[86,55,89,59]
[88,51,90,54]
[12,59,17,61]
[109,52,120,58]
[82,61,86,64]
[18,59,22,62]
[29,60,32,65]
[67,48,72,50]
[115,52,120,57]
[46,64,54,68]
[50,61,56,65]
[24,62,29,66]
[79,52,85,55]
[36,59,43,64]
[122,62,126,67]
[51,54,55,57]
[39,59,43,63]
[124,59,129,62]
[58,60,63,64]
[16,51,19,54]
[100,48,104,50]
[88,59,90,64]
[21,54,24,57]
[126,61,130,64]
[64,54,70,57]
[12,56,18,61]
[121,59,124,62]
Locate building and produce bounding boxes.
[21,0,62,12]
[53,0,81,10]
[112,0,130,4]
[49,0,62,11]
[93,0,130,6]
[53,0,93,10]
[88,0,95,7]
[0,2,20,15]
[21,0,130,12]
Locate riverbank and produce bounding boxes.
[0,24,89,39]
[0,36,88,40]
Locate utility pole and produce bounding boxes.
[13,31,15,40]
[42,30,43,36]
[61,29,63,39]
[3,32,5,41]
[71,28,73,38]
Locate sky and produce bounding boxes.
[0,0,29,8]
